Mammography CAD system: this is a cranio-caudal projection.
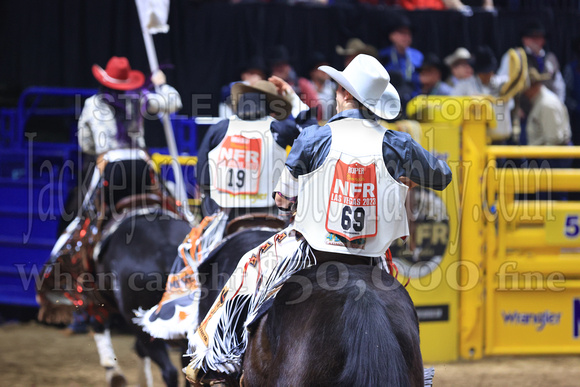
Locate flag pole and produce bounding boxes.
[139,22,193,222]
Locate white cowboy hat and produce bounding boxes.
[318,54,400,120]
[444,47,472,67]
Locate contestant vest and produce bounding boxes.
[295,118,409,257]
[208,116,286,209]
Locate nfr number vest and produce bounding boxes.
[295,118,409,257]
[208,116,287,209]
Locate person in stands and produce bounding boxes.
[444,47,473,88]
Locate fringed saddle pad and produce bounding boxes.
[424,367,435,386]
[186,229,315,374]
[134,212,229,339]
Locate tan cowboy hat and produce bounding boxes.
[92,56,145,91]
[336,38,379,58]
[231,80,292,121]
[499,47,528,99]
[319,54,400,120]
[444,47,471,67]
[527,67,552,84]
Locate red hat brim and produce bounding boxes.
[92,65,145,91]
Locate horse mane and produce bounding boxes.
[260,264,422,387]
[336,267,415,387]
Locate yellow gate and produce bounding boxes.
[394,95,498,362]
[407,96,580,361]
[483,146,580,355]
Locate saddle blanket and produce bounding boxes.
[134,212,229,339]
[185,226,315,374]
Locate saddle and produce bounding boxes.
[225,213,287,235]
[114,193,163,213]
[94,192,185,262]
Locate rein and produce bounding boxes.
[385,248,409,287]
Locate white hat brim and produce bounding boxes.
[319,65,401,120]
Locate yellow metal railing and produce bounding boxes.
[487,145,580,159]
[406,97,580,359]
[151,153,198,169]
[151,153,201,207]
[483,145,580,356]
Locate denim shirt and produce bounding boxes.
[285,109,452,191]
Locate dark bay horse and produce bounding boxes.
[38,154,193,387]
[95,212,192,386]
[243,262,425,387]
[194,233,425,387]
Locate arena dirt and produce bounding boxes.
[1,321,579,387]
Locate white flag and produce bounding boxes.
[135,0,170,35]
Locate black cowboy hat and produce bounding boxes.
[237,55,267,78]
[266,45,293,69]
[520,19,546,39]
[418,53,444,73]
[388,13,413,35]
[473,46,497,74]
[302,51,329,76]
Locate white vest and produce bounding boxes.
[208,116,287,209]
[295,118,409,257]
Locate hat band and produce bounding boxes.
[99,68,132,85]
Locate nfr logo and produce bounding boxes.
[574,298,580,339]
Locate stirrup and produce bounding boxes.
[184,364,199,385]
[184,365,228,387]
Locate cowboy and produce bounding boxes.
[452,46,516,144]
[78,56,182,157]
[185,54,452,384]
[524,68,572,147]
[134,77,312,340]
[444,47,473,88]
[379,15,423,97]
[519,20,565,102]
[76,56,183,209]
[198,77,312,219]
[47,56,183,295]
[496,19,565,121]
[418,53,453,96]
[523,67,572,201]
[39,57,184,352]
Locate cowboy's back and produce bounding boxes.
[287,112,450,257]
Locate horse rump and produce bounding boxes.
[244,263,424,387]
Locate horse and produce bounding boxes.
[193,234,426,387]
[243,262,425,387]
[37,153,194,387]
[93,211,192,387]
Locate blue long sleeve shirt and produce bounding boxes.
[285,109,452,191]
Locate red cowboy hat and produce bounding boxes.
[92,56,145,90]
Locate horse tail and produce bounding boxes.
[337,282,410,387]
